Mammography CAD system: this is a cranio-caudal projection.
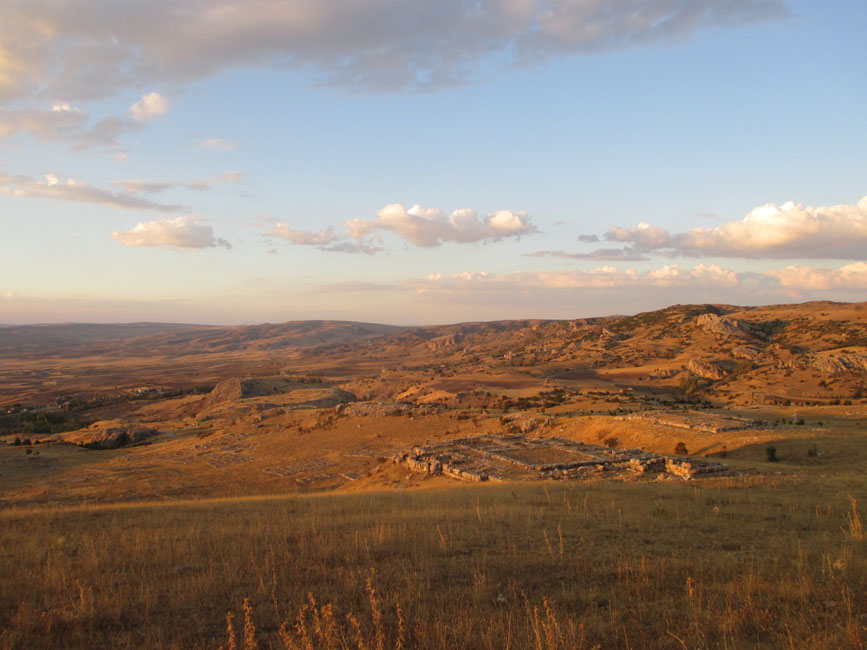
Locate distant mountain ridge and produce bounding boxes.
[0,320,403,358]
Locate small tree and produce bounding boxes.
[674,441,689,455]
[765,446,779,462]
[679,374,699,397]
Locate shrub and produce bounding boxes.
[674,442,689,455]
[765,446,779,462]
[604,436,619,449]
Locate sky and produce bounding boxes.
[1,0,866,326]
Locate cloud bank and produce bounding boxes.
[602,196,867,259]
[111,217,231,250]
[404,261,867,303]
[0,0,788,100]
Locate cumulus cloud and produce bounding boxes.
[111,216,231,250]
[346,203,537,247]
[0,0,788,101]
[0,169,184,211]
[605,221,673,249]
[602,196,867,259]
[129,92,170,121]
[114,172,244,194]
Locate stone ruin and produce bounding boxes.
[394,434,728,483]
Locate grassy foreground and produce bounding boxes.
[1,478,865,649]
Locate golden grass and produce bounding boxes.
[1,478,865,649]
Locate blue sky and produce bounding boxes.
[1,0,865,325]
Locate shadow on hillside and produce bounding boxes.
[705,434,866,470]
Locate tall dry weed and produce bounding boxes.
[844,496,864,541]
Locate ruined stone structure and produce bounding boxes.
[395,434,728,483]
[622,410,768,434]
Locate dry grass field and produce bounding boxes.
[2,302,867,647]
[1,478,865,649]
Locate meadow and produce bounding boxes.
[1,476,864,649]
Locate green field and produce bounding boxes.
[1,475,865,649]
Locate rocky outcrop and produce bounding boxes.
[426,333,463,351]
[696,313,753,340]
[500,413,553,434]
[782,351,867,375]
[204,376,304,408]
[688,358,727,381]
[81,426,161,449]
[731,345,763,362]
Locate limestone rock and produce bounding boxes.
[731,345,763,361]
[696,313,753,340]
[688,358,727,381]
[83,426,161,449]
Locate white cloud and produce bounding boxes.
[0,169,184,211]
[111,216,231,250]
[199,138,237,151]
[0,0,788,101]
[346,203,537,247]
[129,92,170,121]
[602,196,867,260]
